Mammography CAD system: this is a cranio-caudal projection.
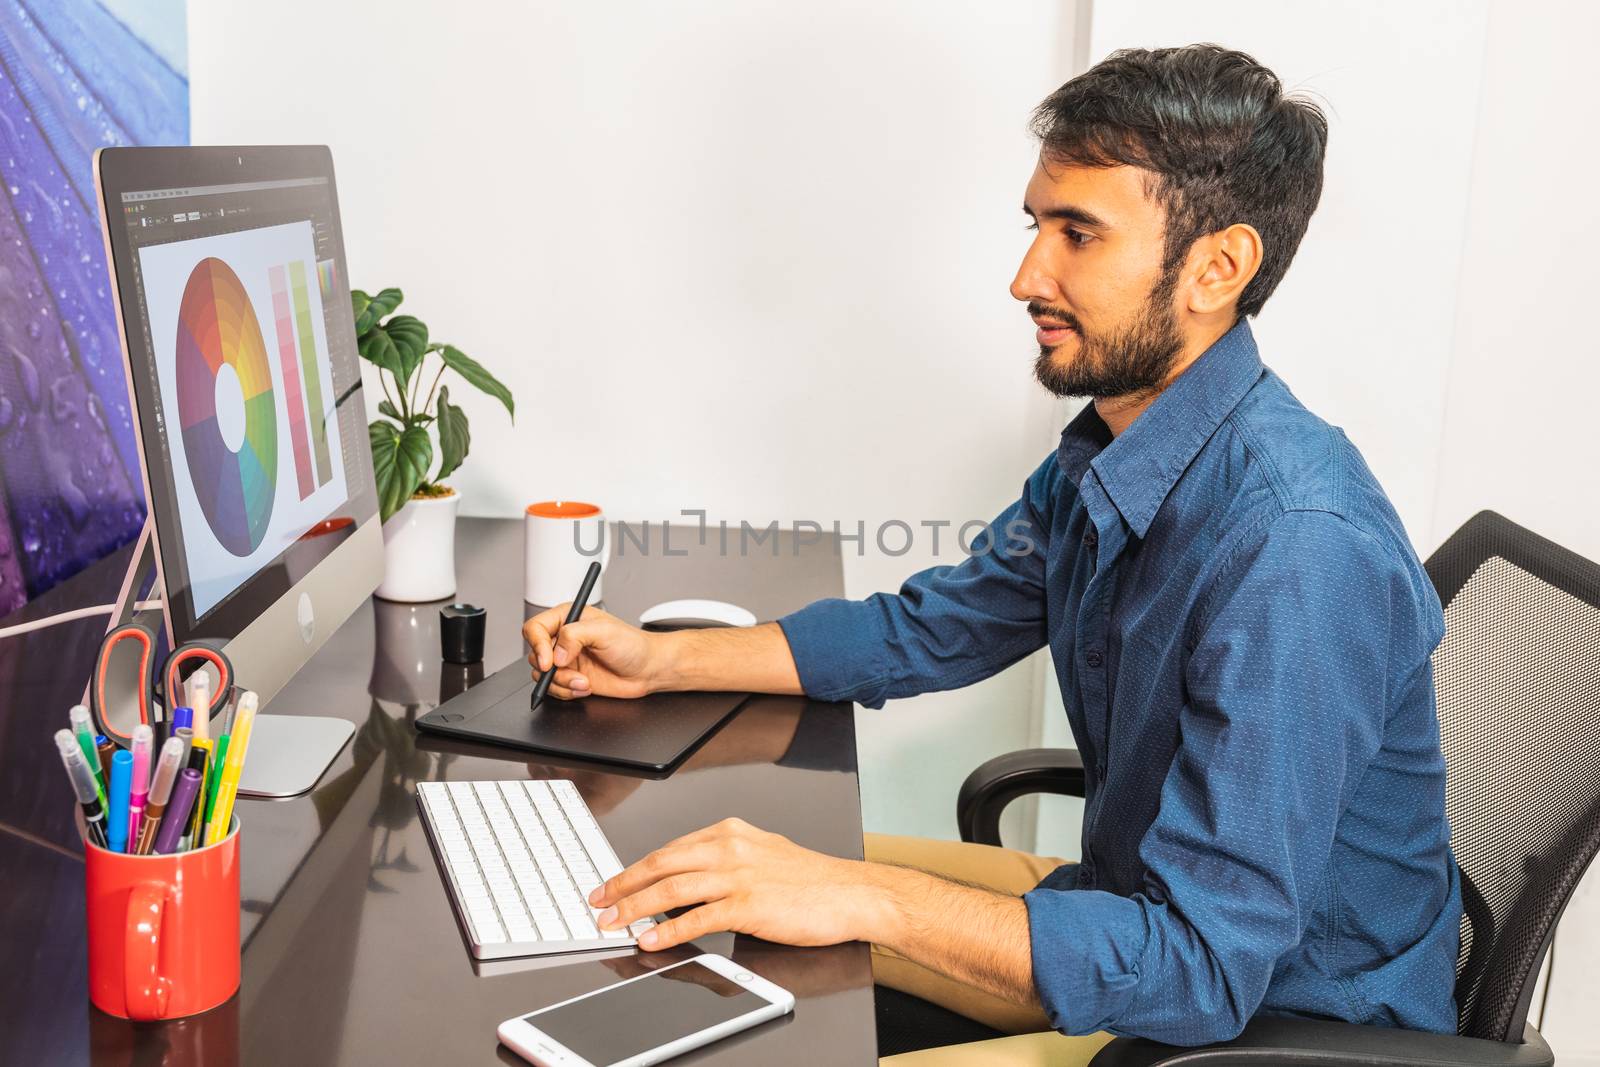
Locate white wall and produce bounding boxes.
[1431,1,1600,1060]
[189,0,1076,840]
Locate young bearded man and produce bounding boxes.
[522,44,1462,1065]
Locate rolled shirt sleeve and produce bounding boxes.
[777,455,1059,709]
[1025,510,1415,1044]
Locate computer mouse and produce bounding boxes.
[638,599,758,632]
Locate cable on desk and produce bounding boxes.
[0,600,164,640]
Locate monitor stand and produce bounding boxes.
[100,518,353,799]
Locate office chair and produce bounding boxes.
[953,510,1600,1066]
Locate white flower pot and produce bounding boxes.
[376,491,459,602]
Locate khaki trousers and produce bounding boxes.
[868,833,1115,1067]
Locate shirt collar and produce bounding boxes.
[1056,318,1264,539]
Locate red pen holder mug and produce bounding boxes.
[82,814,241,1020]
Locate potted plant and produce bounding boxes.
[353,287,513,601]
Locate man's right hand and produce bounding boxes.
[522,608,807,702]
[522,605,663,700]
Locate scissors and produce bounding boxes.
[89,622,234,749]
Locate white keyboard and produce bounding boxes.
[417,779,657,959]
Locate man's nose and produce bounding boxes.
[1010,244,1061,305]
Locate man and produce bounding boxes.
[523,44,1461,1065]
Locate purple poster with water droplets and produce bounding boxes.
[0,1,187,615]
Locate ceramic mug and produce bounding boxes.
[84,815,241,1020]
[525,501,606,607]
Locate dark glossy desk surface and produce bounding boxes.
[0,519,873,1067]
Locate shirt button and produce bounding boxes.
[1085,648,1104,669]
[1083,528,1098,550]
[1078,862,1096,887]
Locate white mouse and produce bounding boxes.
[638,599,758,631]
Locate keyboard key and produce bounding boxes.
[422,779,638,956]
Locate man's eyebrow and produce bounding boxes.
[1022,203,1109,228]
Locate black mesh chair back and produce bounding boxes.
[1427,510,1600,1042]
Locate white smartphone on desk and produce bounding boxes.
[497,954,795,1067]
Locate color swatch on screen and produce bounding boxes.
[175,257,278,557]
[289,260,334,484]
[269,265,314,499]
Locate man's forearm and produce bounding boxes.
[657,622,805,696]
[860,862,1038,1009]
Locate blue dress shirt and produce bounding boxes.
[778,320,1461,1044]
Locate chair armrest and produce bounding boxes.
[1087,1018,1554,1067]
[957,747,1085,846]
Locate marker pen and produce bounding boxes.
[171,705,194,733]
[95,735,117,772]
[128,724,153,850]
[55,730,109,848]
[107,750,133,853]
[135,737,185,855]
[187,671,212,743]
[183,739,213,849]
[154,768,201,854]
[69,705,107,807]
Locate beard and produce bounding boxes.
[1031,266,1185,400]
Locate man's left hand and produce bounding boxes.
[589,817,889,950]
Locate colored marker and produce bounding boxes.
[204,733,231,830]
[187,671,211,743]
[95,734,116,772]
[205,691,256,846]
[171,705,193,733]
[69,706,107,808]
[184,739,213,848]
[107,750,132,853]
[135,737,185,855]
[154,768,201,855]
[128,724,153,850]
[55,730,109,848]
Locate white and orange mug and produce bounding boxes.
[524,501,607,608]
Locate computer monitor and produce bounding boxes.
[94,146,382,791]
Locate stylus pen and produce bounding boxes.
[531,561,603,710]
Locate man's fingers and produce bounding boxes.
[636,902,732,951]
[522,604,611,670]
[599,872,724,930]
[591,843,719,907]
[552,620,606,667]
[534,671,591,701]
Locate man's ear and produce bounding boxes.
[1185,223,1263,316]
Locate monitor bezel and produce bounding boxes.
[94,145,380,647]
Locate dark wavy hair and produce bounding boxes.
[1032,44,1328,319]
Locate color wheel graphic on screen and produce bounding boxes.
[175,257,278,557]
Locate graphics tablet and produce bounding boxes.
[415,657,749,772]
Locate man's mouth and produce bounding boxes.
[1033,319,1077,347]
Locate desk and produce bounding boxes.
[0,519,876,1066]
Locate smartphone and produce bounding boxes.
[497,954,795,1067]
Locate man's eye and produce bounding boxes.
[1025,221,1039,232]
[1066,228,1094,247]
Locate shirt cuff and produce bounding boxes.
[776,597,890,707]
[1024,885,1151,1036]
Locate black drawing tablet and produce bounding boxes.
[414,658,749,772]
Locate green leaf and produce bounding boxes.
[438,345,514,420]
[434,385,470,482]
[351,289,371,330]
[354,287,403,334]
[369,420,433,522]
[383,315,430,386]
[377,398,402,422]
[358,328,401,377]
